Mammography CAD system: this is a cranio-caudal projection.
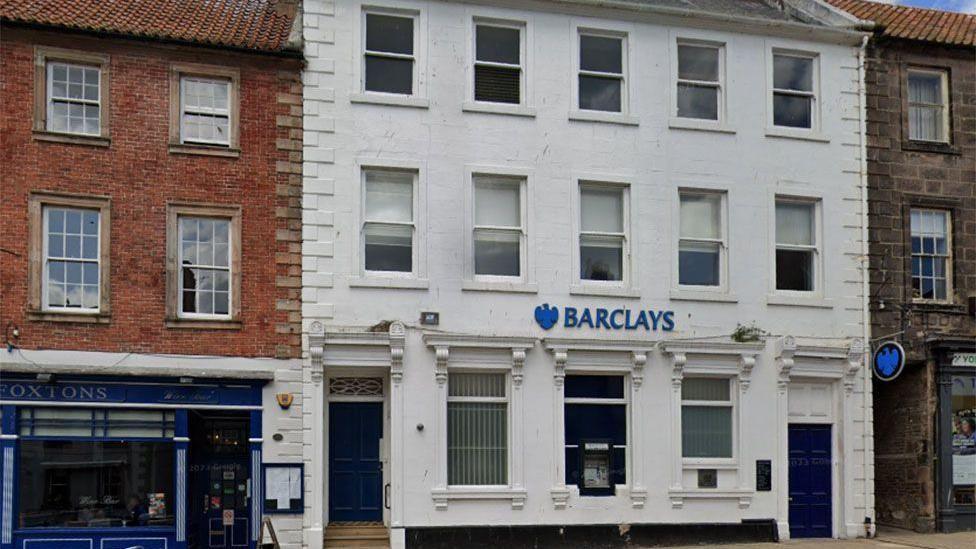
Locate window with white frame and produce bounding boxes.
[43,207,100,310]
[676,42,722,121]
[179,76,231,146]
[473,175,524,277]
[681,378,733,459]
[908,69,949,142]
[564,375,627,491]
[578,32,625,113]
[579,184,626,282]
[47,62,101,135]
[775,199,818,292]
[911,209,951,301]
[179,217,231,317]
[363,169,415,273]
[364,11,415,95]
[679,191,724,287]
[474,22,523,104]
[447,373,508,486]
[772,52,816,129]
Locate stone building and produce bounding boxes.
[827,0,976,534]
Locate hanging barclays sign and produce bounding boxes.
[534,303,675,331]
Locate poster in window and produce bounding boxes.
[951,376,976,505]
[148,493,167,518]
[264,463,304,513]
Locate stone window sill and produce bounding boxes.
[670,289,738,303]
[765,127,829,143]
[462,280,538,294]
[569,110,639,126]
[902,140,960,155]
[766,294,834,309]
[348,276,430,290]
[169,144,240,158]
[165,318,242,330]
[668,118,736,134]
[569,284,641,298]
[462,101,537,118]
[350,92,430,109]
[33,130,110,148]
[909,301,968,315]
[27,311,111,324]
[431,487,527,510]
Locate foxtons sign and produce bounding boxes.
[534,304,674,331]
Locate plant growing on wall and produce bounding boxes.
[731,322,767,343]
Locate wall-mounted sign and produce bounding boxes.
[534,304,674,332]
[873,341,906,381]
[264,463,304,514]
[756,460,772,492]
[0,378,261,407]
[951,353,976,367]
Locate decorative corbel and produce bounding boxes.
[738,353,757,392]
[310,344,324,384]
[844,338,864,394]
[670,352,687,389]
[512,347,527,387]
[774,336,796,391]
[389,321,405,384]
[434,345,449,386]
[631,350,647,388]
[552,347,568,387]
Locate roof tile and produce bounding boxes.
[826,0,975,47]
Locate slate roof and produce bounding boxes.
[612,0,799,22]
[825,0,976,46]
[0,0,299,52]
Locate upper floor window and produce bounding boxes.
[908,69,949,143]
[364,11,416,95]
[772,52,817,130]
[679,191,725,287]
[579,184,627,283]
[179,217,232,317]
[473,175,525,278]
[180,77,231,146]
[474,22,523,105]
[363,169,415,273]
[676,42,723,121]
[775,198,819,292]
[681,378,734,459]
[578,32,625,113]
[34,48,110,142]
[911,209,951,301]
[448,373,508,486]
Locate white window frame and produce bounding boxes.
[179,76,232,147]
[676,189,728,292]
[672,39,726,125]
[176,215,233,320]
[357,5,423,103]
[910,208,953,303]
[46,61,102,137]
[680,376,737,465]
[470,17,526,105]
[767,48,821,137]
[573,179,633,294]
[772,196,822,296]
[355,163,425,285]
[906,68,950,143]
[463,167,534,290]
[570,23,635,124]
[446,370,511,488]
[41,206,101,313]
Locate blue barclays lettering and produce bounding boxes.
[662,311,675,331]
[564,307,578,328]
[578,308,594,328]
[609,309,624,329]
[536,305,675,332]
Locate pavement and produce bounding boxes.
[669,528,975,549]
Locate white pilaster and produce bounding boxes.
[389,322,406,527]
[775,336,796,540]
[630,351,647,508]
[306,342,325,549]
[550,347,569,509]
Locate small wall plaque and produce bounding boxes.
[756,460,772,491]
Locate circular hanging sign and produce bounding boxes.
[872,341,906,381]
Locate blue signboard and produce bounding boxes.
[534,303,674,331]
[872,341,906,381]
[0,378,262,407]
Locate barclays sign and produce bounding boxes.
[535,303,674,331]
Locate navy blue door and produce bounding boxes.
[329,402,383,522]
[789,424,832,538]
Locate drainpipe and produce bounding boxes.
[857,33,876,538]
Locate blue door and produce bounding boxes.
[789,424,832,538]
[329,402,383,522]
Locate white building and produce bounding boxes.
[300,1,873,548]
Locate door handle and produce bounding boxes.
[384,483,391,510]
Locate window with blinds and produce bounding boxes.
[363,169,415,273]
[681,378,733,459]
[679,192,724,287]
[473,175,524,277]
[474,23,522,104]
[18,407,176,438]
[775,199,818,292]
[447,373,508,486]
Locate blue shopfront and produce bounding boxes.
[0,375,267,549]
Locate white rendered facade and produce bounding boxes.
[301,1,873,547]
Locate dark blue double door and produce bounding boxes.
[789,424,832,538]
[329,402,383,522]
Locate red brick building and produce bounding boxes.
[828,0,976,534]
[0,2,305,549]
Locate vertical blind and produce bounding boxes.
[681,378,733,459]
[448,373,508,486]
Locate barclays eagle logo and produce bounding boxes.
[873,342,904,381]
[534,303,559,330]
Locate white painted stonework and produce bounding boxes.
[301,1,874,547]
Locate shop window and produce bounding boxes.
[951,375,975,506]
[679,191,725,287]
[676,41,723,121]
[910,209,951,302]
[364,11,416,95]
[907,69,949,143]
[474,21,523,104]
[579,184,627,283]
[18,407,176,438]
[564,375,627,493]
[578,31,625,113]
[473,174,525,278]
[772,51,817,130]
[681,378,733,459]
[447,373,508,486]
[363,169,416,273]
[775,198,819,292]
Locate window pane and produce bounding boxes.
[776,249,815,291]
[682,406,732,458]
[579,75,621,112]
[773,93,812,128]
[909,105,942,141]
[22,408,93,437]
[366,13,414,54]
[678,44,719,82]
[564,404,627,487]
[447,402,507,485]
[580,35,622,74]
[565,375,624,399]
[580,188,623,233]
[474,231,520,277]
[909,72,942,104]
[365,171,413,223]
[475,178,520,227]
[449,373,506,398]
[776,202,814,246]
[365,56,413,95]
[773,55,813,91]
[580,235,623,281]
[476,25,519,64]
[105,410,170,438]
[364,224,412,272]
[474,65,520,104]
[679,241,720,286]
[677,83,718,120]
[18,440,174,528]
[680,193,721,239]
[682,378,730,401]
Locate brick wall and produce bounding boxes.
[0,27,302,358]
[865,37,976,531]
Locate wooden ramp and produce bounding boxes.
[324,522,390,549]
